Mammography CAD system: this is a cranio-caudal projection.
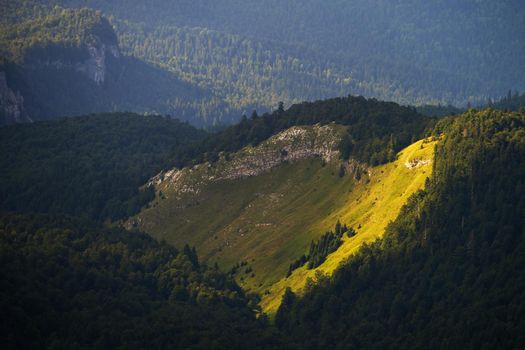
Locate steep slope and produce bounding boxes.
[128,124,351,286]
[130,124,437,312]
[261,136,437,313]
[276,109,525,349]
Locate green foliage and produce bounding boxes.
[490,91,525,112]
[0,95,427,224]
[0,4,240,126]
[4,1,524,124]
[112,21,350,114]
[173,95,429,168]
[18,0,525,107]
[0,113,205,221]
[274,288,296,330]
[0,212,289,349]
[287,221,352,277]
[306,231,343,269]
[0,7,116,63]
[277,109,525,348]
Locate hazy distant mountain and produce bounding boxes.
[2,1,524,125]
[50,0,525,108]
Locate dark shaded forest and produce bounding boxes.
[0,213,290,349]
[0,113,205,221]
[287,221,354,277]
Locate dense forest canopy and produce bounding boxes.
[0,113,205,221]
[0,104,524,347]
[0,213,289,349]
[1,1,525,347]
[0,7,116,63]
[0,4,240,126]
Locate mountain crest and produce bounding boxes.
[148,124,350,197]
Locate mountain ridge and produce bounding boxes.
[128,123,436,314]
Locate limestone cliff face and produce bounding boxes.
[75,43,120,84]
[27,41,120,85]
[1,36,121,124]
[0,72,31,124]
[146,124,361,199]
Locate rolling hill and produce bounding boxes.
[129,123,437,314]
[1,92,524,347]
[0,113,206,220]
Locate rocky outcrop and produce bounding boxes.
[405,158,431,169]
[147,124,355,198]
[28,42,119,85]
[75,43,120,84]
[215,125,342,180]
[0,72,31,124]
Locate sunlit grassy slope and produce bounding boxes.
[260,137,437,314]
[132,129,436,314]
[133,157,356,290]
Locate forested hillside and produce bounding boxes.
[0,213,289,349]
[276,109,525,348]
[38,0,525,108]
[170,95,430,168]
[134,129,436,313]
[0,113,205,220]
[2,1,523,124]
[1,92,524,347]
[0,5,237,126]
[2,1,524,342]
[0,7,117,63]
[0,96,428,223]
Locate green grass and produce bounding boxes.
[133,157,355,291]
[260,137,437,314]
[131,129,438,315]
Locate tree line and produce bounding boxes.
[287,221,356,277]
